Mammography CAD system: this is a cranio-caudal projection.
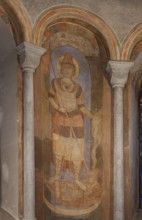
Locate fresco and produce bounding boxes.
[33,21,108,219]
[43,45,103,218]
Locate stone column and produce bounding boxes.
[108,61,133,220]
[17,42,46,220]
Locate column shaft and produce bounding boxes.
[23,69,35,219]
[113,87,124,220]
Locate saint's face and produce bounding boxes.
[61,64,75,79]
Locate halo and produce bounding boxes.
[57,55,80,79]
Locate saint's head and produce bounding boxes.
[57,53,80,79]
[59,53,76,79]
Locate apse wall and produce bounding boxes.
[0,18,19,219]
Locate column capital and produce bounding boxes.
[107,61,134,88]
[16,41,46,70]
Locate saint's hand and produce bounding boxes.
[80,107,96,120]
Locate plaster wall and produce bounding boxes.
[0,18,19,220]
[22,0,142,44]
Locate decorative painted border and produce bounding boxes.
[122,23,142,60]
[33,7,120,60]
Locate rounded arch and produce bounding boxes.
[33,6,120,60]
[1,0,32,44]
[121,22,142,60]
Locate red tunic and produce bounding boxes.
[49,78,85,163]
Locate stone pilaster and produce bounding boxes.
[108,61,133,220]
[17,41,46,220]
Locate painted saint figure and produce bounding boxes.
[48,53,95,191]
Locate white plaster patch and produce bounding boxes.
[2,163,9,183]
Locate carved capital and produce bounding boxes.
[16,41,46,71]
[107,61,134,88]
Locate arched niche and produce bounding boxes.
[129,40,142,217]
[121,39,142,219]
[33,7,120,60]
[34,16,113,220]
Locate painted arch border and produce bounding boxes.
[33,6,120,61]
[1,0,32,43]
[122,22,142,60]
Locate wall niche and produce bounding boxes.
[34,20,111,220]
